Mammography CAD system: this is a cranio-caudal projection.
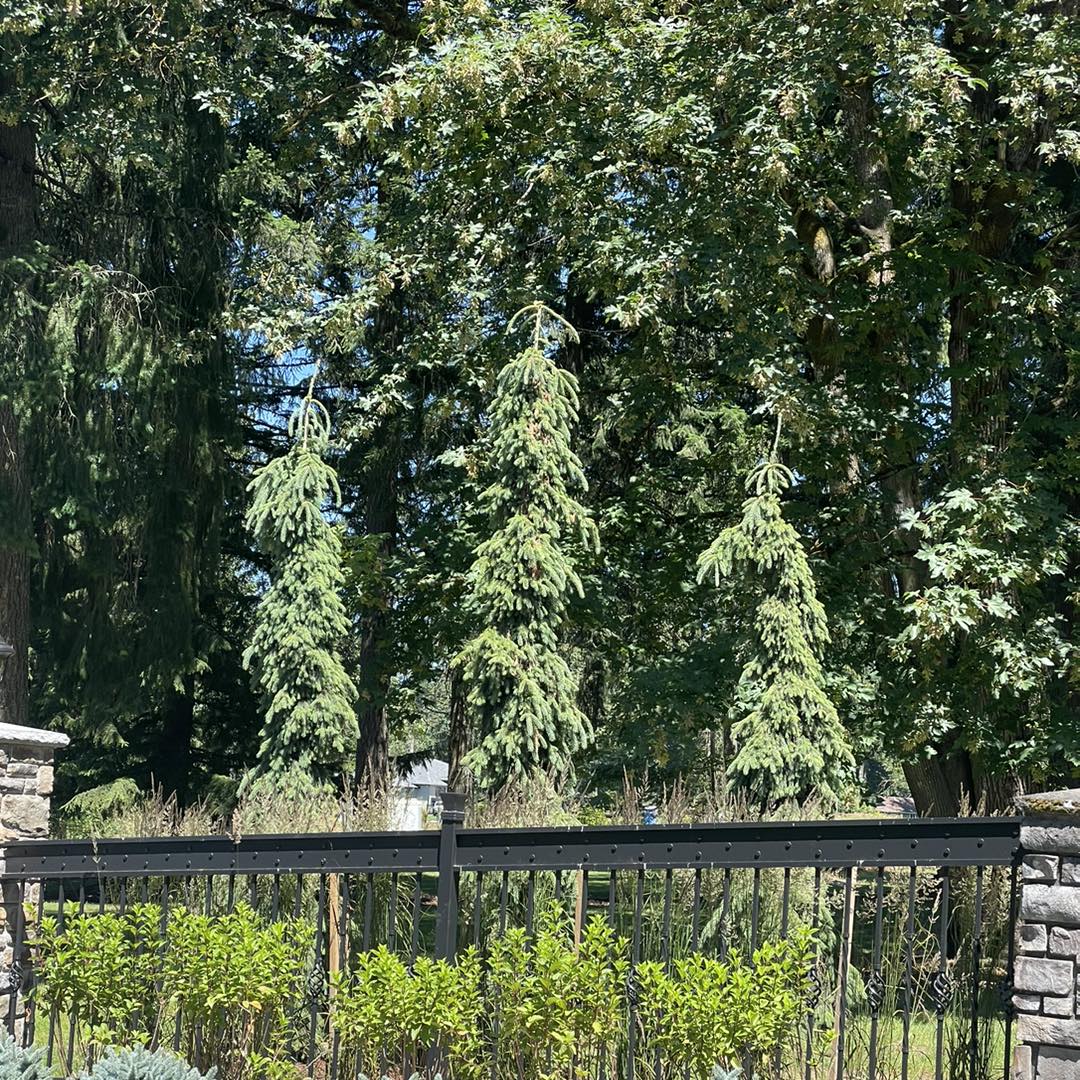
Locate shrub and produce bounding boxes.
[332,945,485,1080]
[487,905,628,1080]
[0,1035,50,1080]
[81,1046,213,1080]
[33,903,308,1080]
[636,928,814,1078]
[160,904,309,1080]
[34,904,162,1048]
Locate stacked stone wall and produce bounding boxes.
[0,723,69,1040]
[1014,792,1080,1080]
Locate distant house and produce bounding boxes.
[392,757,449,830]
[877,795,916,818]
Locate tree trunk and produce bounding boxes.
[0,101,37,728]
[153,675,197,803]
[447,665,470,794]
[354,446,394,792]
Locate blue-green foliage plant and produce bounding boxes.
[80,1046,214,1080]
[0,1036,50,1080]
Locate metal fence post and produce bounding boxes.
[434,791,465,961]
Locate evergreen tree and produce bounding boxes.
[243,386,358,788]
[456,303,599,790]
[698,423,852,805]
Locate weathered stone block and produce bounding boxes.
[1022,924,1049,954]
[7,762,39,779]
[1049,927,1080,958]
[1026,855,1061,883]
[1017,1016,1080,1048]
[1036,1046,1080,1080]
[1023,885,1080,927]
[36,765,53,796]
[0,794,49,837]
[1062,860,1080,887]
[1016,957,1075,996]
[1042,994,1076,1018]
[1022,826,1080,857]
[0,777,24,794]
[1014,994,1044,1013]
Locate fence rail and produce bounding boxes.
[0,803,1024,1080]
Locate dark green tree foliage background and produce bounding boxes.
[0,0,1077,811]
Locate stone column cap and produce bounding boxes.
[0,722,70,749]
[1015,789,1080,818]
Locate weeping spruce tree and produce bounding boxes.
[243,387,358,788]
[698,424,852,805]
[456,303,599,790]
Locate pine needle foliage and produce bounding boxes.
[0,1035,50,1080]
[697,441,852,805]
[81,1046,213,1080]
[242,393,358,788]
[456,303,600,790]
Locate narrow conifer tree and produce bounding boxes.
[456,303,599,790]
[697,420,852,804]
[243,382,358,788]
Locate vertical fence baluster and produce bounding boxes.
[308,873,327,1069]
[771,868,794,1079]
[330,873,350,1080]
[868,866,886,1080]
[388,873,399,952]
[720,868,732,956]
[902,865,917,1080]
[691,868,702,953]
[750,866,762,953]
[804,867,823,1080]
[25,879,45,1047]
[627,868,644,1080]
[5,879,24,1037]
[661,868,673,969]
[46,880,65,1069]
[935,867,951,1080]
[409,872,422,965]
[498,872,508,936]
[363,874,373,951]
[473,870,485,947]
[969,864,984,1080]
[834,866,854,1080]
[525,870,536,938]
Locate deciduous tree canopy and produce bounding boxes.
[1,0,1077,812]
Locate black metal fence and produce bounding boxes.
[0,799,1022,1080]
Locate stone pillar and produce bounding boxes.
[1013,789,1080,1080]
[0,721,70,1040]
